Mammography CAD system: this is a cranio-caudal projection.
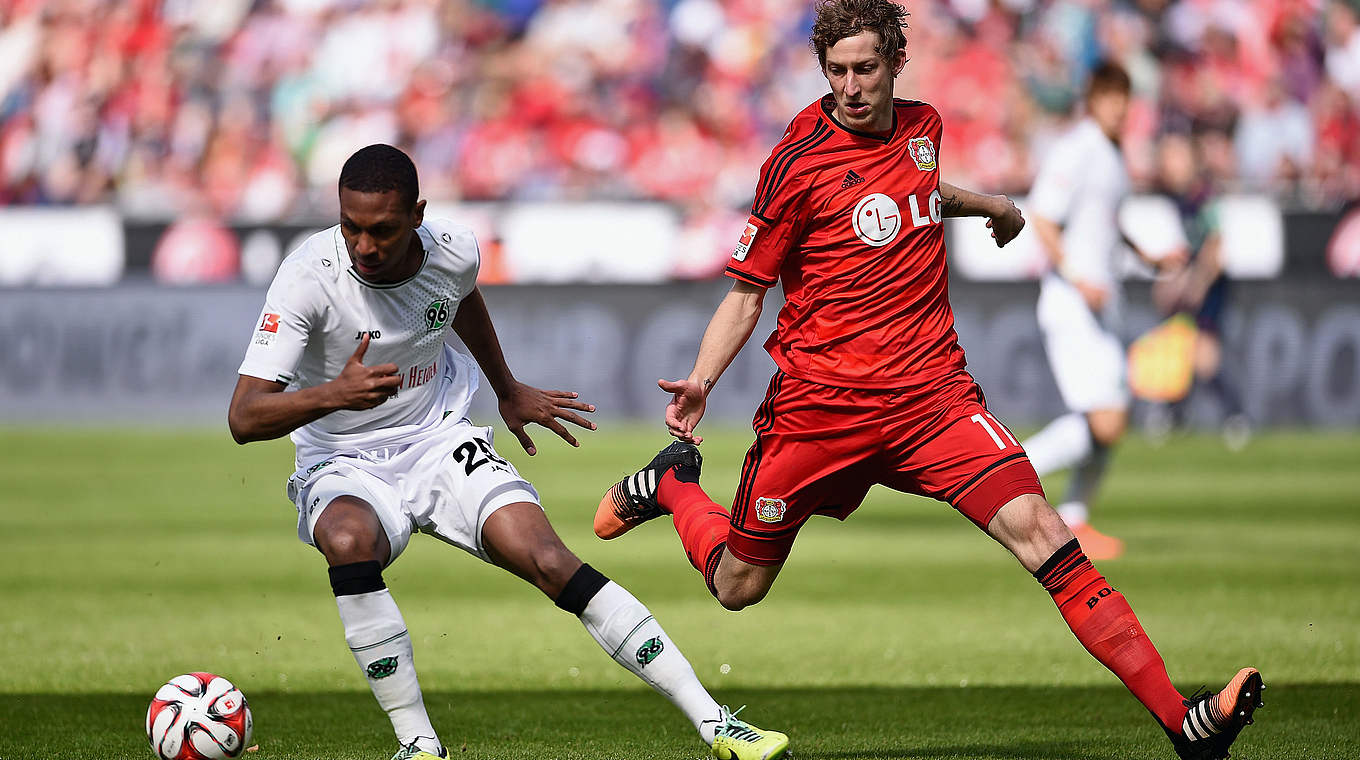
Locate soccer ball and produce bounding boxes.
[145,672,253,759]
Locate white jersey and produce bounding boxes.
[1029,118,1131,291]
[238,218,481,463]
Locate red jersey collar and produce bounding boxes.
[819,94,897,144]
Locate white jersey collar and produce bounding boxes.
[341,223,433,290]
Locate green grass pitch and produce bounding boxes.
[1,425,1357,759]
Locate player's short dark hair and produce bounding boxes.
[1086,60,1132,100]
[809,0,909,68]
[339,144,419,211]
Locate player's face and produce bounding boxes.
[338,188,426,283]
[822,31,905,134]
[1088,89,1130,140]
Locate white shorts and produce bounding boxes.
[1037,273,1130,413]
[285,421,540,565]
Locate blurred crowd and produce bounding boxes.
[1,0,1357,225]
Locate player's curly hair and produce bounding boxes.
[809,0,909,68]
[339,144,420,210]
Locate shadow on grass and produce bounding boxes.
[1,684,1353,760]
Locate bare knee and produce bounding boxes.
[1086,409,1128,447]
[523,541,582,597]
[480,502,584,598]
[714,582,769,611]
[313,498,389,566]
[987,493,1075,573]
[712,553,780,611]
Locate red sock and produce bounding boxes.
[1035,539,1187,732]
[657,466,730,594]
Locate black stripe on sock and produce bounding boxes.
[703,543,726,599]
[329,560,385,597]
[555,563,610,615]
[1033,539,1083,585]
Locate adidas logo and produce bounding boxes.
[841,170,866,189]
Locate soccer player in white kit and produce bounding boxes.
[1020,63,1184,560]
[227,145,789,760]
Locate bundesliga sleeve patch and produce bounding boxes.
[732,221,759,262]
[253,312,280,346]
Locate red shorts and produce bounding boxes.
[726,369,1044,566]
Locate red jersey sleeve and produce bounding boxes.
[725,154,814,288]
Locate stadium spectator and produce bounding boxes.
[0,0,1352,242]
[1326,0,1360,97]
[1235,77,1315,192]
[1148,131,1252,448]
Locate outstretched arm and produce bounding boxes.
[1153,232,1216,313]
[452,287,595,455]
[227,334,401,444]
[938,181,1026,247]
[659,280,766,444]
[1182,234,1222,305]
[1121,229,1189,274]
[1032,211,1118,313]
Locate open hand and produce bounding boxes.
[329,334,402,410]
[498,382,596,455]
[986,195,1025,247]
[658,378,707,444]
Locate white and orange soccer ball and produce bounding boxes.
[145,672,253,760]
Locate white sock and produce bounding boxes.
[1056,501,1090,527]
[1023,412,1093,476]
[336,589,441,752]
[579,581,724,744]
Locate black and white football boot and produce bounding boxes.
[594,441,702,539]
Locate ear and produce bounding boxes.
[412,199,426,228]
[891,48,907,77]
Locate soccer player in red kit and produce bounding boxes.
[595,1,1262,757]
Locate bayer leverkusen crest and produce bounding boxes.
[754,497,787,523]
[909,137,937,171]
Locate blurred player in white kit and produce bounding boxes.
[1021,62,1185,559]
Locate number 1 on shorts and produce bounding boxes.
[971,412,1018,451]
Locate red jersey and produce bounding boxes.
[725,96,966,390]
